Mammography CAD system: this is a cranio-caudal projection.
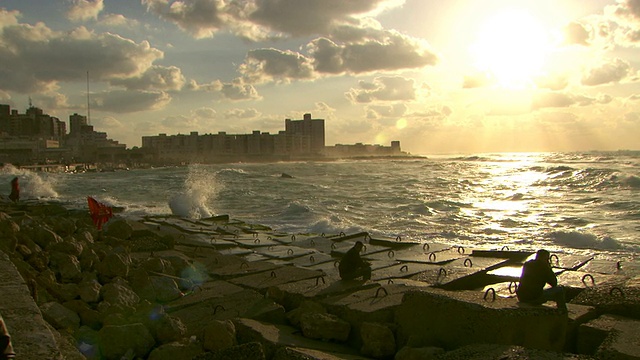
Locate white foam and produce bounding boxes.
[169,165,217,219]
[0,164,59,199]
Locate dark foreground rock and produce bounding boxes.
[0,199,638,359]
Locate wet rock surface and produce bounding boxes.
[0,199,638,359]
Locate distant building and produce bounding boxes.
[285,113,325,154]
[324,140,403,158]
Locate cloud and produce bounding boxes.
[224,108,260,119]
[110,65,186,91]
[531,92,598,109]
[309,29,439,74]
[91,90,171,113]
[534,74,569,90]
[581,58,631,85]
[193,107,217,118]
[143,0,403,40]
[98,13,140,28]
[239,48,315,83]
[346,76,416,103]
[563,21,591,45]
[192,78,261,101]
[67,0,104,22]
[462,72,494,89]
[365,103,407,119]
[0,12,163,93]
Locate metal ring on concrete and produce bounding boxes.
[291,234,296,242]
[321,232,325,237]
[457,246,465,254]
[268,245,275,251]
[240,262,249,269]
[270,271,277,278]
[388,250,395,258]
[213,305,225,314]
[315,276,326,285]
[334,260,340,268]
[438,268,447,277]
[209,238,216,245]
[484,288,496,302]
[331,243,337,249]
[362,244,367,252]
[582,274,595,287]
[423,243,430,251]
[253,233,259,238]
[464,258,472,267]
[388,279,394,284]
[310,239,315,245]
[340,232,346,237]
[364,233,371,242]
[609,287,625,298]
[549,254,559,265]
[375,287,388,298]
[254,238,260,244]
[429,252,436,261]
[508,281,518,294]
[616,261,622,270]
[501,246,509,251]
[309,255,315,263]
[396,235,402,242]
[400,265,409,272]
[267,236,272,240]
[287,249,294,255]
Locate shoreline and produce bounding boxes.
[0,199,639,359]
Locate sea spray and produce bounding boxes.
[168,165,218,219]
[0,164,59,199]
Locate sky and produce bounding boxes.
[1,0,639,154]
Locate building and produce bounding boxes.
[285,113,325,154]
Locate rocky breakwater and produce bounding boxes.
[0,199,639,360]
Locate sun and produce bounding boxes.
[469,9,552,89]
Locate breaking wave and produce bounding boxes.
[169,165,217,219]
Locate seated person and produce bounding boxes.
[339,241,371,281]
[516,249,567,312]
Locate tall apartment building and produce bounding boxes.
[285,113,325,154]
[0,105,66,140]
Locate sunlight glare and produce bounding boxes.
[470,9,552,89]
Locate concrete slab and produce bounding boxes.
[371,262,441,281]
[207,260,280,278]
[229,265,325,291]
[275,277,380,308]
[557,270,627,289]
[291,236,342,254]
[287,252,334,268]
[232,236,283,248]
[256,245,315,261]
[410,265,478,287]
[579,258,637,276]
[321,284,415,315]
[471,250,533,262]
[547,254,594,270]
[581,314,640,359]
[367,235,422,248]
[165,279,245,312]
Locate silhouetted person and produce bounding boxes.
[517,249,567,312]
[339,241,371,281]
[8,177,19,203]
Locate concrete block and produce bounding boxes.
[230,265,324,291]
[395,288,568,352]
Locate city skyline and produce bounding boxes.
[1,1,640,154]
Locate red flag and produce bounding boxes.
[87,196,113,230]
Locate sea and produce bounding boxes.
[1,151,639,263]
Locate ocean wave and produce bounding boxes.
[546,231,623,251]
[621,175,640,188]
[169,165,218,219]
[0,164,59,199]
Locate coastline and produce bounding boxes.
[0,199,638,359]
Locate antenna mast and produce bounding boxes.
[86,71,91,125]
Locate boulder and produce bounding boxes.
[104,219,133,240]
[154,315,187,344]
[63,300,102,329]
[74,326,102,360]
[49,252,82,283]
[78,279,102,303]
[193,342,265,360]
[96,252,131,280]
[79,247,100,272]
[32,226,63,249]
[360,322,396,358]
[40,301,81,331]
[203,319,237,351]
[45,215,77,237]
[98,323,155,360]
[149,276,184,303]
[286,300,326,327]
[147,342,204,360]
[48,240,83,257]
[299,313,351,342]
[142,257,175,275]
[100,282,140,308]
[0,219,20,237]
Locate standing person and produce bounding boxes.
[516,249,567,312]
[339,241,372,281]
[8,177,19,203]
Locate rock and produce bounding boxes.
[100,282,140,308]
[79,247,100,272]
[40,301,81,331]
[154,315,187,344]
[0,218,20,236]
[48,240,83,257]
[147,342,204,360]
[142,257,175,275]
[98,323,155,360]
[104,218,133,240]
[49,252,82,283]
[286,300,326,327]
[26,250,50,272]
[75,326,102,360]
[74,230,95,244]
[149,276,184,303]
[360,322,396,358]
[96,252,131,280]
[193,342,265,360]
[63,300,102,329]
[78,279,102,303]
[394,345,446,360]
[299,312,351,342]
[32,226,63,249]
[45,216,77,237]
[203,320,237,351]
